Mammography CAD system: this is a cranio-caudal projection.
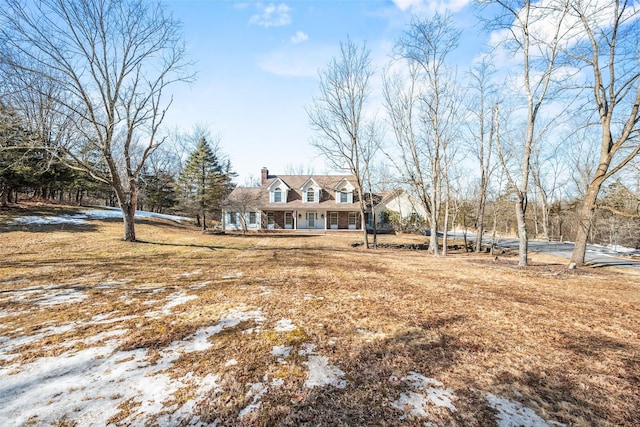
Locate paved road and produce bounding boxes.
[450,232,640,269]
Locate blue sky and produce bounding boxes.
[163,0,485,184]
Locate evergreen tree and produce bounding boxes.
[179,137,235,230]
[0,102,31,206]
[139,171,177,213]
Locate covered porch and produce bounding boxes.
[262,209,361,230]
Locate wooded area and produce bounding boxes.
[1,0,639,265]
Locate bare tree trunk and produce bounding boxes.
[429,191,440,257]
[515,196,528,266]
[442,195,450,256]
[475,170,488,252]
[0,183,9,207]
[571,174,605,265]
[122,203,136,242]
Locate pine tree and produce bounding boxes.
[179,137,234,230]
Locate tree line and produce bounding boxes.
[0,99,235,230]
[306,0,640,267]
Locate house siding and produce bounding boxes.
[222,170,423,232]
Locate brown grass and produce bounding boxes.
[1,204,639,426]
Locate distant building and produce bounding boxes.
[221,167,425,232]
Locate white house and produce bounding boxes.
[221,167,426,232]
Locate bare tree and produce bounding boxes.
[563,0,640,266]
[0,0,193,241]
[530,143,565,240]
[306,37,375,248]
[485,0,569,266]
[384,13,461,256]
[465,57,499,252]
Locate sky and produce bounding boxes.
[162,0,487,184]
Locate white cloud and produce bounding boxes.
[291,30,308,44]
[249,2,292,28]
[392,0,471,13]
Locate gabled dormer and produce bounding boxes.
[300,177,320,204]
[267,178,290,203]
[334,178,355,204]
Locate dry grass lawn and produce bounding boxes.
[1,204,639,426]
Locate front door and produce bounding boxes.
[307,212,315,228]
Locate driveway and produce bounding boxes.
[452,231,640,269]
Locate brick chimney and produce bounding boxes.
[261,167,269,185]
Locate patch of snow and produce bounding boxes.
[298,343,317,356]
[393,391,431,419]
[274,318,297,332]
[403,371,444,389]
[303,355,347,389]
[7,207,189,227]
[162,293,198,313]
[88,314,137,325]
[486,393,565,427]
[178,270,202,278]
[35,288,88,306]
[95,279,131,289]
[392,371,456,420]
[11,215,89,226]
[238,375,284,420]
[0,306,260,426]
[222,271,243,279]
[238,381,268,419]
[224,359,238,367]
[155,373,221,427]
[169,307,265,354]
[0,323,79,360]
[190,280,212,289]
[271,345,293,359]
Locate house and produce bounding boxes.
[221,167,425,232]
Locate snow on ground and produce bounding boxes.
[0,265,564,425]
[487,393,566,427]
[388,372,563,426]
[160,292,198,313]
[0,305,265,426]
[298,343,347,389]
[274,318,297,332]
[392,371,456,420]
[7,207,190,226]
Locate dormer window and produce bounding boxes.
[268,178,290,203]
[334,179,354,203]
[306,188,315,202]
[340,188,348,203]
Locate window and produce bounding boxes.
[274,188,282,203]
[284,212,293,227]
[330,212,338,226]
[306,188,315,202]
[249,211,257,225]
[348,212,357,226]
[340,188,348,203]
[267,212,275,226]
[230,212,237,224]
